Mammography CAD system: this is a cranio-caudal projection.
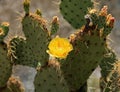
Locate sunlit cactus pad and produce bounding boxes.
[9,13,50,68]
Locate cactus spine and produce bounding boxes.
[100,50,120,92]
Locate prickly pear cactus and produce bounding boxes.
[59,6,115,91]
[34,60,69,92]
[0,23,12,88]
[0,0,116,92]
[60,0,93,28]
[60,27,106,91]
[8,0,50,68]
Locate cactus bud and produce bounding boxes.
[106,14,115,27]
[99,6,108,16]
[35,9,42,16]
[23,0,30,15]
[50,16,59,35]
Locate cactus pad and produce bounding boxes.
[60,25,109,90]
[34,63,69,92]
[22,14,49,67]
[9,14,50,67]
[8,0,50,68]
[0,43,12,88]
[60,0,93,29]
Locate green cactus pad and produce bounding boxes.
[0,43,12,88]
[22,14,50,67]
[60,26,109,90]
[9,13,50,68]
[34,64,69,92]
[60,0,93,29]
[9,37,38,67]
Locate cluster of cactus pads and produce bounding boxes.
[0,0,119,92]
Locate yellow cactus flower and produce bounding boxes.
[47,36,73,59]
